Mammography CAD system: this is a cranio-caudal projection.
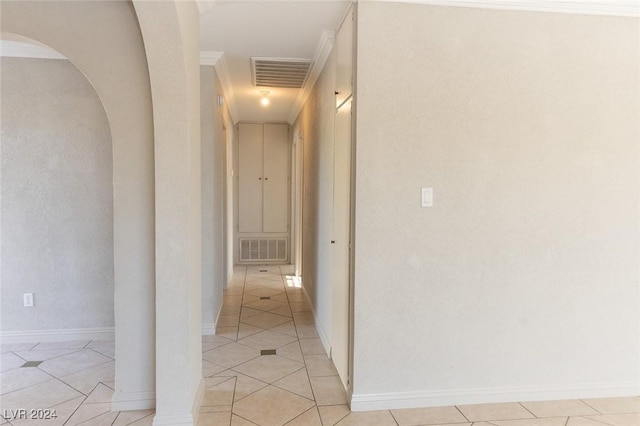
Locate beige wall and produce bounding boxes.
[293,49,337,351]
[1,57,113,331]
[352,1,639,408]
[133,0,204,420]
[201,65,218,329]
[201,65,233,332]
[1,0,157,410]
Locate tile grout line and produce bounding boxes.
[234,413,259,425]
[0,370,81,401]
[281,405,315,425]
[580,399,603,415]
[518,401,538,418]
[86,347,115,361]
[125,412,155,426]
[61,381,94,426]
[331,409,351,425]
[72,409,114,426]
[37,367,89,397]
[227,375,238,425]
[455,405,472,423]
[11,347,85,364]
[388,408,401,426]
[42,358,115,389]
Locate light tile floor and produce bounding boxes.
[2,264,639,426]
[0,339,154,425]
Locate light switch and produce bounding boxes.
[421,187,433,207]
[23,293,34,307]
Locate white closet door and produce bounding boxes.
[332,5,354,391]
[332,101,352,390]
[263,124,289,232]
[238,123,264,232]
[335,7,353,109]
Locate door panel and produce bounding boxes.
[263,124,289,233]
[238,123,263,232]
[332,100,351,389]
[335,7,353,109]
[331,6,354,389]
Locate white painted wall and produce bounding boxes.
[1,0,156,410]
[1,57,113,331]
[133,0,204,422]
[201,65,233,334]
[224,117,234,285]
[201,65,218,331]
[292,49,337,352]
[351,1,640,409]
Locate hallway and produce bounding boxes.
[198,264,348,425]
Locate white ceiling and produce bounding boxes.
[199,0,351,124]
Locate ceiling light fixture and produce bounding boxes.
[260,90,270,106]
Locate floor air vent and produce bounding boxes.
[240,238,287,262]
[251,57,312,89]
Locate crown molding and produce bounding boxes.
[196,0,216,15]
[200,51,239,124]
[200,50,223,66]
[368,0,639,17]
[0,40,66,59]
[288,29,336,125]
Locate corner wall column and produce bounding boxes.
[133,1,204,424]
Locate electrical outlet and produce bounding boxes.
[23,293,34,307]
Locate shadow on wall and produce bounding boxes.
[1,42,114,336]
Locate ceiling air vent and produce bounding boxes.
[251,57,312,89]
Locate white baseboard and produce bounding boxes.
[111,389,156,411]
[152,378,204,426]
[152,414,196,426]
[202,323,216,336]
[0,327,115,343]
[202,297,225,336]
[350,381,640,411]
[192,378,206,425]
[300,283,331,356]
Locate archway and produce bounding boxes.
[1,39,114,340]
[1,0,156,411]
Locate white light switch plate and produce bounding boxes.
[23,293,34,307]
[421,187,433,207]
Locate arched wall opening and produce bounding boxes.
[1,0,156,411]
[1,40,115,337]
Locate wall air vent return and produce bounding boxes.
[251,57,312,89]
[240,238,288,262]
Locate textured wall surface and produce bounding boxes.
[293,49,337,348]
[201,65,216,326]
[201,65,227,328]
[2,0,157,410]
[353,1,639,403]
[133,0,204,418]
[1,57,113,330]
